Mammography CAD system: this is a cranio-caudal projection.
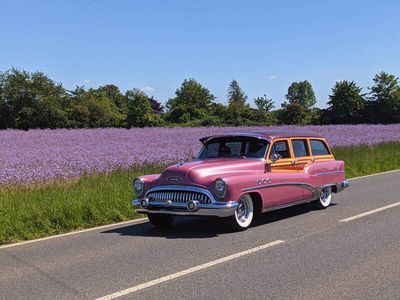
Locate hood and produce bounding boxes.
[157,159,264,187]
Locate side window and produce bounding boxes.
[310,140,330,156]
[270,140,291,159]
[291,140,309,157]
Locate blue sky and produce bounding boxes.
[1,0,399,108]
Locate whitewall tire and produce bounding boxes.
[312,186,332,209]
[228,193,254,230]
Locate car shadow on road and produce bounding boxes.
[102,202,337,239]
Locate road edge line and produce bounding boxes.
[0,218,147,250]
[349,168,400,181]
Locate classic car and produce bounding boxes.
[132,130,350,230]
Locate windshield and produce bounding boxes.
[197,137,269,160]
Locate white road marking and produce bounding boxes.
[339,202,400,223]
[95,240,285,300]
[0,218,147,250]
[349,169,400,181]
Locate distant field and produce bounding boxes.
[0,142,400,245]
[1,124,400,186]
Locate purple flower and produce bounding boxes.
[0,125,399,185]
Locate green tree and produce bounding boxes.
[70,87,124,128]
[0,68,70,129]
[285,80,316,109]
[225,80,250,125]
[97,84,128,115]
[227,79,247,107]
[166,79,215,123]
[126,89,162,127]
[327,80,366,124]
[277,103,306,125]
[254,94,274,112]
[368,72,400,123]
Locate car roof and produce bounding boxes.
[200,130,324,143]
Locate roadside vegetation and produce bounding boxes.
[1,142,399,245]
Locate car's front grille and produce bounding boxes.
[147,190,211,204]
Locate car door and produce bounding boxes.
[290,138,314,199]
[261,139,305,208]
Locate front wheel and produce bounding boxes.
[226,194,254,231]
[147,214,173,227]
[312,186,332,209]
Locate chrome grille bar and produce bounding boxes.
[147,190,211,204]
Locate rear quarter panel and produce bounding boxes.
[303,160,346,198]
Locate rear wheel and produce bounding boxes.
[312,186,332,209]
[147,214,173,227]
[227,194,254,231]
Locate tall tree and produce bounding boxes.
[227,79,247,107]
[254,94,274,112]
[368,72,400,123]
[327,80,366,124]
[166,79,215,123]
[285,80,316,109]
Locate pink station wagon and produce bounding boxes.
[132,130,350,230]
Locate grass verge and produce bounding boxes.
[1,142,400,245]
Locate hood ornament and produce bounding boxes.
[176,161,184,168]
[168,176,182,182]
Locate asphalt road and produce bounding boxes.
[1,171,400,300]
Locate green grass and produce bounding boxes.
[1,142,400,245]
[332,142,400,178]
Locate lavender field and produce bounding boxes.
[1,125,400,186]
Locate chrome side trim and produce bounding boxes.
[145,185,216,203]
[315,170,345,176]
[242,182,320,198]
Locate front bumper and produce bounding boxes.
[132,199,238,217]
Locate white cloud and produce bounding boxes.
[267,75,277,80]
[140,86,155,94]
[83,79,91,84]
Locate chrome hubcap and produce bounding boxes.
[320,188,330,205]
[236,198,250,223]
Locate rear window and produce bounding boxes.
[310,140,330,156]
[292,140,309,157]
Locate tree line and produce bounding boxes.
[0,68,399,130]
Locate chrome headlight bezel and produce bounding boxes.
[133,178,144,197]
[214,178,227,198]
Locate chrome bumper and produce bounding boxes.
[335,180,350,193]
[132,199,238,217]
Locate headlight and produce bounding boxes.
[214,178,227,198]
[133,178,144,197]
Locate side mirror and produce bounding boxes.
[270,153,280,163]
